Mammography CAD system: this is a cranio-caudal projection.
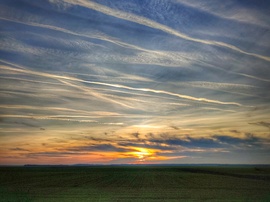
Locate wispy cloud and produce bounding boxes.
[60,0,270,62]
[249,121,270,130]
[0,61,243,106]
[69,144,131,152]
[176,0,270,28]
[9,147,29,152]
[0,114,98,123]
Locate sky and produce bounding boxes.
[0,0,270,165]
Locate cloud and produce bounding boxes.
[152,137,222,148]
[131,132,140,139]
[60,0,270,62]
[213,134,261,147]
[175,0,270,28]
[26,151,81,158]
[118,142,176,151]
[10,147,29,152]
[230,130,241,134]
[1,120,39,128]
[249,121,270,129]
[0,114,98,123]
[69,144,131,152]
[76,80,243,106]
[0,61,243,107]
[0,104,121,117]
[170,126,179,130]
[148,134,265,149]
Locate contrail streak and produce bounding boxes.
[0,17,192,67]
[2,16,269,80]
[0,105,121,116]
[0,114,97,123]
[81,80,242,106]
[61,0,270,62]
[58,79,135,109]
[0,60,242,106]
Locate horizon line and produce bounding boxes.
[1,163,270,167]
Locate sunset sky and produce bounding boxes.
[0,0,270,165]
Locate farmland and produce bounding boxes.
[0,165,270,201]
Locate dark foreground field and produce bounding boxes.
[0,165,270,201]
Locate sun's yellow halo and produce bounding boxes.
[133,148,154,161]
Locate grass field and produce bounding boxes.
[0,165,270,201]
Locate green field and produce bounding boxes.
[1,165,270,201]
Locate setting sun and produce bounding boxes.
[132,148,155,161]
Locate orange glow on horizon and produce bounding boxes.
[134,148,154,160]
